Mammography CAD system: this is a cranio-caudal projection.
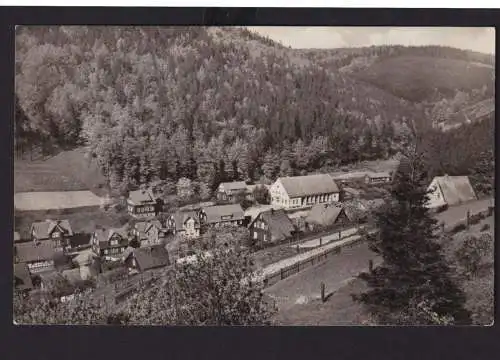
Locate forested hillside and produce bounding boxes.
[299,45,495,129]
[15,26,494,198]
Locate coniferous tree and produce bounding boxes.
[354,143,471,325]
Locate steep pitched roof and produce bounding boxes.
[244,205,275,223]
[365,171,391,179]
[306,203,347,227]
[129,245,171,271]
[219,181,248,192]
[94,226,130,249]
[251,209,295,242]
[201,204,244,224]
[171,211,200,231]
[14,263,33,291]
[128,189,156,205]
[31,219,73,240]
[278,174,339,198]
[135,220,163,234]
[432,175,477,206]
[15,242,55,263]
[330,171,369,181]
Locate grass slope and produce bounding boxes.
[354,56,494,102]
[14,147,107,195]
[271,213,494,326]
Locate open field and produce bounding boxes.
[272,276,370,326]
[356,56,494,102]
[14,147,107,195]
[272,213,494,326]
[264,240,380,313]
[14,191,104,211]
[435,198,494,229]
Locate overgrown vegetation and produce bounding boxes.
[14,229,273,325]
[354,144,471,325]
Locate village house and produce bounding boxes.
[248,208,296,246]
[270,174,340,210]
[166,210,201,238]
[364,171,392,185]
[244,204,275,225]
[199,204,245,228]
[305,203,352,232]
[133,220,167,247]
[30,219,74,251]
[127,189,158,218]
[426,175,477,209]
[14,241,56,274]
[123,245,171,273]
[14,263,34,294]
[216,181,250,202]
[91,226,130,259]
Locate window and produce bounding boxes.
[51,232,60,238]
[104,249,108,255]
[253,231,258,239]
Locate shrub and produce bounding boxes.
[451,223,467,234]
[468,215,481,225]
[97,267,128,287]
[435,204,449,213]
[480,223,490,232]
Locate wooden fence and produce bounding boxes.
[262,235,366,287]
[261,203,495,288]
[440,205,494,233]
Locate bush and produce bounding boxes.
[435,204,449,213]
[97,267,128,287]
[451,223,467,234]
[468,215,481,225]
[480,223,490,232]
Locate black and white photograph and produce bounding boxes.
[13,25,495,326]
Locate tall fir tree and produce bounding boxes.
[354,143,471,325]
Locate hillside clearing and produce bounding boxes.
[14,148,107,195]
[355,56,494,102]
[14,191,104,211]
[270,212,494,325]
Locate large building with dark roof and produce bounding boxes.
[270,174,340,209]
[30,219,73,251]
[14,241,56,274]
[199,204,245,228]
[123,245,171,273]
[248,208,296,246]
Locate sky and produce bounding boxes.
[247,27,495,54]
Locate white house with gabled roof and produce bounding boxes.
[270,174,340,210]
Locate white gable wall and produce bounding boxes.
[270,179,290,208]
[426,178,446,208]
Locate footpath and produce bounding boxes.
[252,229,376,285]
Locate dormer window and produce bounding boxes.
[51,232,60,238]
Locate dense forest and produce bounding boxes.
[15,26,495,198]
